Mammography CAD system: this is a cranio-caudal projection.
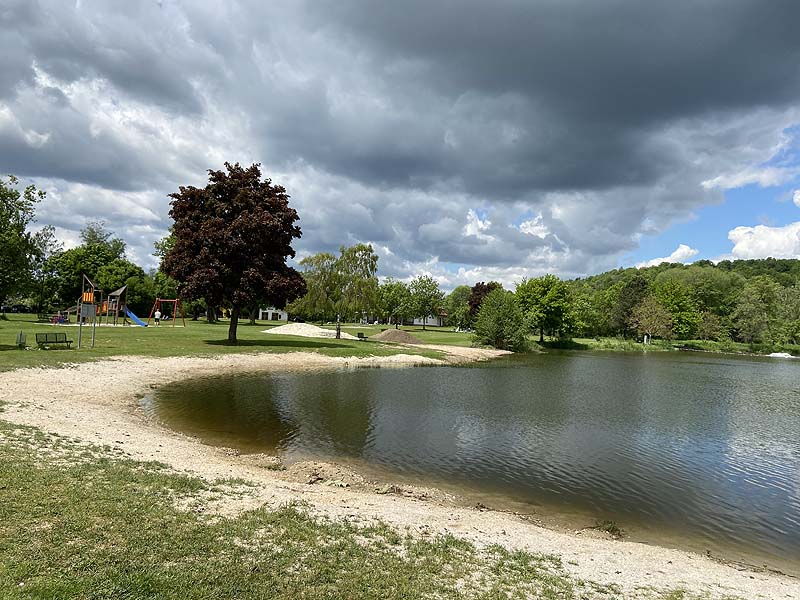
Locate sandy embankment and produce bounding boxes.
[0,347,797,599]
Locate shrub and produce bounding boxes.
[473,289,527,351]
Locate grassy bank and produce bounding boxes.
[546,336,800,356]
[0,419,732,599]
[0,314,444,372]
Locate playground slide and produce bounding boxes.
[124,307,148,327]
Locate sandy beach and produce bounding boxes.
[1,347,797,599]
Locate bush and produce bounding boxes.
[473,289,527,351]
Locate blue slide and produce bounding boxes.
[124,307,148,327]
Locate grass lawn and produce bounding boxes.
[563,336,800,356]
[0,314,444,372]
[0,420,718,599]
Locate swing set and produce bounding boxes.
[146,298,186,327]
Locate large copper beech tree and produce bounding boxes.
[163,163,306,342]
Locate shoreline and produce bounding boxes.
[1,348,798,598]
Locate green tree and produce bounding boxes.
[0,175,45,306]
[473,288,527,351]
[612,273,649,336]
[336,243,379,321]
[776,285,800,345]
[408,275,444,330]
[47,221,129,307]
[628,296,673,342]
[731,276,781,343]
[125,274,157,316]
[94,259,145,293]
[153,231,175,262]
[695,311,726,341]
[163,162,306,343]
[287,252,340,322]
[378,278,412,328]
[30,225,63,312]
[445,285,472,329]
[288,244,380,323]
[654,279,700,339]
[654,266,741,315]
[153,270,178,300]
[515,274,571,342]
[568,287,604,338]
[80,221,126,259]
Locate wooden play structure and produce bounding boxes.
[147,298,186,327]
[100,285,128,326]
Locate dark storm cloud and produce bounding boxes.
[1,0,799,282]
[289,0,800,194]
[2,0,209,111]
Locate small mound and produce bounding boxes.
[371,329,424,344]
[263,322,357,340]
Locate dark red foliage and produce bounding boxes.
[468,281,502,319]
[163,162,306,341]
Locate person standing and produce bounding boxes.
[154,308,162,326]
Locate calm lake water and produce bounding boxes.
[145,351,800,572]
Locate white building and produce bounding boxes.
[412,314,446,327]
[259,306,288,321]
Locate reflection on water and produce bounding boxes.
[146,351,800,571]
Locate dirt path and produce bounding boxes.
[0,350,797,599]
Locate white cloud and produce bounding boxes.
[726,222,800,259]
[793,190,800,208]
[636,244,699,268]
[701,166,800,190]
[462,209,493,240]
[518,213,548,238]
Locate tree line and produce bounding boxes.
[463,260,800,351]
[292,256,800,352]
[0,175,173,317]
[4,168,800,349]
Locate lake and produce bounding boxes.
[143,351,800,573]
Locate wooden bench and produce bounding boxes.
[35,332,73,349]
[357,332,367,341]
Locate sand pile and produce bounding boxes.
[371,328,423,344]
[263,322,357,340]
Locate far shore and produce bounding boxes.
[1,348,799,598]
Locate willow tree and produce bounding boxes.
[288,243,379,322]
[163,163,306,342]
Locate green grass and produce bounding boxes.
[676,338,800,356]
[0,421,643,599]
[0,314,445,372]
[568,338,673,352]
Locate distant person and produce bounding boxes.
[154,308,161,326]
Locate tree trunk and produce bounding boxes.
[228,305,240,343]
[249,306,257,325]
[206,306,216,323]
[422,315,426,330]
[539,327,544,343]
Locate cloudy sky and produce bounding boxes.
[3,0,800,288]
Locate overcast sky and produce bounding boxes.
[3,0,800,288]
